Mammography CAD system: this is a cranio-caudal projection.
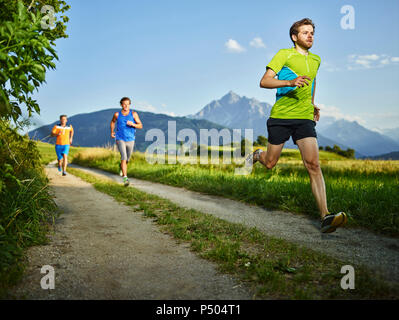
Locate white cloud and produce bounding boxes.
[134,101,178,117]
[317,105,399,130]
[359,54,379,61]
[249,37,266,48]
[317,104,366,125]
[135,101,157,113]
[354,58,372,68]
[163,111,176,117]
[225,39,246,53]
[347,54,399,70]
[359,112,399,129]
[320,61,341,72]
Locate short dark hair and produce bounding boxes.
[120,97,131,105]
[60,115,67,120]
[289,18,315,45]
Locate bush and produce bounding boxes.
[0,120,56,297]
[253,135,268,147]
[321,145,355,159]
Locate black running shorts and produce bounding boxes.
[266,118,317,145]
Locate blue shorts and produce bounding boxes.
[55,144,70,160]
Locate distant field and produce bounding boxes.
[71,147,399,237]
[35,141,87,165]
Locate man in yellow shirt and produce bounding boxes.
[246,18,347,233]
[51,115,74,176]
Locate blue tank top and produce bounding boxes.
[115,110,136,141]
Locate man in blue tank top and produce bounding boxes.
[110,97,143,186]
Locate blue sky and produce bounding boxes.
[29,0,399,131]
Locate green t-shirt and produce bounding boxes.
[266,48,321,120]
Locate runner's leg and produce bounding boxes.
[258,142,284,169]
[55,145,62,171]
[116,140,128,176]
[256,118,290,169]
[296,137,329,218]
[62,154,68,172]
[125,141,135,168]
[121,160,127,176]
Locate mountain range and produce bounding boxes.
[190,91,399,157]
[364,151,399,160]
[29,109,236,152]
[29,91,399,158]
[379,127,399,143]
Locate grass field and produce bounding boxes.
[69,167,399,299]
[35,141,86,165]
[29,141,399,299]
[72,147,399,236]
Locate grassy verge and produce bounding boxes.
[0,125,57,298]
[72,148,399,237]
[36,141,85,165]
[68,167,399,299]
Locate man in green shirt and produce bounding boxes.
[246,18,347,233]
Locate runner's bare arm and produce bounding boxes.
[51,126,58,137]
[110,112,118,138]
[260,68,311,89]
[132,112,143,129]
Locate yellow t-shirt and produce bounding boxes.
[52,124,74,145]
[266,48,321,120]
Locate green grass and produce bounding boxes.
[68,167,399,299]
[72,148,399,237]
[36,141,85,165]
[0,126,57,298]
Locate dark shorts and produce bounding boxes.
[266,118,317,145]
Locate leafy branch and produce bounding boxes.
[0,1,68,124]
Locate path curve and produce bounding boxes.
[9,165,253,299]
[71,164,399,285]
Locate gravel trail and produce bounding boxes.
[71,164,399,285]
[9,165,253,299]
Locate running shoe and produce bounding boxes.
[62,171,67,176]
[321,212,348,233]
[123,176,129,187]
[245,149,263,165]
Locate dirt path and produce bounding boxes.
[71,164,399,285]
[9,165,253,299]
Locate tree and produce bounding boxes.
[255,135,268,147]
[0,0,70,41]
[322,144,356,159]
[0,0,69,124]
[345,148,355,159]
